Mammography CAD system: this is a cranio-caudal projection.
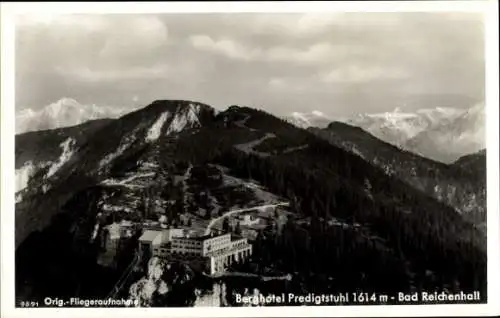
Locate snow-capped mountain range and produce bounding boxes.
[343,106,466,147]
[403,103,485,163]
[287,102,485,163]
[284,111,333,129]
[16,98,485,164]
[16,98,133,134]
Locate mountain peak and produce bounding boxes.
[51,97,80,106]
[147,99,213,114]
[326,120,364,132]
[285,111,332,129]
[150,99,194,107]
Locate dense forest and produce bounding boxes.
[211,145,486,298]
[308,122,486,226]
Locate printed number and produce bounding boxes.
[20,301,39,307]
[352,293,378,303]
[358,294,365,302]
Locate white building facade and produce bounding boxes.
[138,229,252,275]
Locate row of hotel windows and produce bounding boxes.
[173,246,202,253]
[151,241,244,252]
[153,248,202,256]
[206,241,227,249]
[172,242,201,249]
[173,239,202,246]
[206,236,230,245]
[165,236,231,250]
[152,246,251,257]
[152,244,230,255]
[168,240,229,249]
[230,240,247,249]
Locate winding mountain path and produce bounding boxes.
[233,113,277,157]
[204,202,289,235]
[234,114,256,131]
[234,133,276,157]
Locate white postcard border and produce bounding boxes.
[1,1,499,317]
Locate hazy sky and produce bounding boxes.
[15,12,485,117]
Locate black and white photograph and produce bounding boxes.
[1,1,499,317]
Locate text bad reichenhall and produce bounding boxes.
[235,291,481,305]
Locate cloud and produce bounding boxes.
[296,14,338,34]
[320,65,410,83]
[189,35,260,61]
[97,16,168,62]
[55,64,172,82]
[269,64,410,91]
[267,76,315,93]
[15,12,485,119]
[266,42,363,64]
[268,77,285,87]
[16,13,105,28]
[247,13,405,38]
[189,35,362,65]
[17,14,169,80]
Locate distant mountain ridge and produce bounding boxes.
[309,121,486,227]
[16,98,133,134]
[287,103,485,163]
[403,103,485,163]
[343,106,465,147]
[19,99,485,164]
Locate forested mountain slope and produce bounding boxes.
[310,122,486,227]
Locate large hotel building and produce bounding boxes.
[138,228,252,275]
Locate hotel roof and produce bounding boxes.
[206,242,251,258]
[172,232,230,241]
[139,230,162,242]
